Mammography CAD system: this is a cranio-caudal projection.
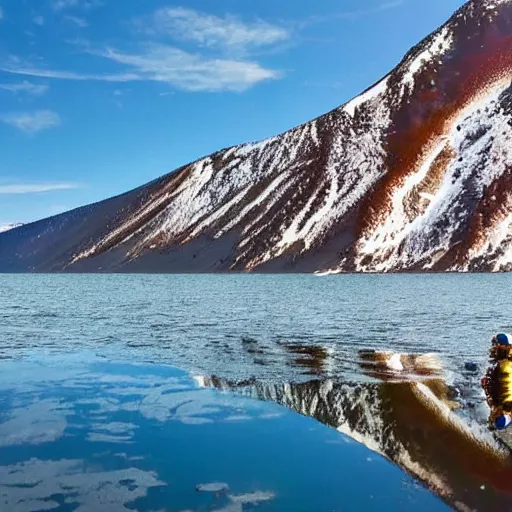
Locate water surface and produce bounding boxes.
[0,353,448,511]
[1,274,511,511]
[1,274,509,382]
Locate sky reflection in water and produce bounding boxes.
[0,352,448,512]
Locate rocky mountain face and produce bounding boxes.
[1,0,512,273]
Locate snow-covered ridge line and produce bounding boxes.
[343,76,390,117]
[400,26,454,94]
[0,223,23,234]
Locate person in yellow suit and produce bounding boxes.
[482,333,512,430]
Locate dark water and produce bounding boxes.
[1,274,512,511]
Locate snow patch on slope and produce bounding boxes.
[344,76,389,117]
[0,223,23,233]
[401,26,454,95]
[483,0,511,13]
[356,138,448,271]
[355,80,512,272]
[127,125,316,258]
[268,85,392,264]
[464,208,512,272]
[217,172,289,238]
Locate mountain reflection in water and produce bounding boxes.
[199,350,512,512]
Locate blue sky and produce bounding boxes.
[0,0,466,226]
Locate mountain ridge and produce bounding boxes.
[1,0,512,273]
[0,223,23,234]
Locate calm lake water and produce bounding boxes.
[1,274,512,511]
[0,353,447,512]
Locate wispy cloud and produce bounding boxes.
[0,7,4,20]
[0,64,139,83]
[140,7,290,56]
[1,7,288,93]
[52,0,102,11]
[0,183,79,194]
[1,110,61,133]
[338,0,404,17]
[0,81,48,96]
[2,44,280,92]
[93,44,279,92]
[53,0,75,9]
[33,15,45,26]
[65,15,88,27]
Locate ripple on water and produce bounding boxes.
[0,273,509,381]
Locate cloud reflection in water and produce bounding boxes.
[0,353,448,511]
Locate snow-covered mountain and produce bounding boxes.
[1,0,512,273]
[0,223,23,234]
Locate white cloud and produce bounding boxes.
[33,15,45,26]
[0,80,48,95]
[0,400,70,447]
[0,183,79,194]
[0,7,287,93]
[0,459,164,511]
[52,0,102,11]
[53,0,79,10]
[1,110,61,133]
[144,7,290,56]
[65,15,88,27]
[2,44,279,92]
[0,8,3,21]
[95,44,279,92]
[0,64,138,82]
